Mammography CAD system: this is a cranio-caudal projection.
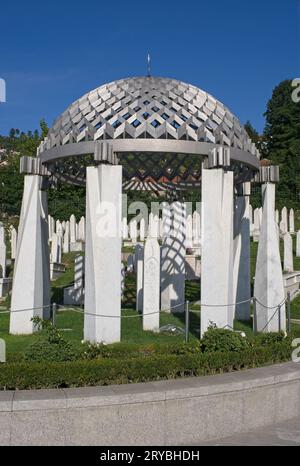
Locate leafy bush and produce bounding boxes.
[252,331,287,347]
[25,339,80,363]
[0,341,292,390]
[25,317,80,363]
[201,327,249,353]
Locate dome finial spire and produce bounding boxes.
[147,53,151,77]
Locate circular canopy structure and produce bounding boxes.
[38,76,260,190]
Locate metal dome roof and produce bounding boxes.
[38,76,259,158]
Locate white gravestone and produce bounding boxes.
[0,224,7,278]
[289,209,295,234]
[161,202,186,314]
[284,233,294,273]
[296,231,300,257]
[135,244,144,312]
[143,237,160,332]
[10,227,17,261]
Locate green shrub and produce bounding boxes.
[0,341,292,390]
[25,338,80,363]
[25,317,80,362]
[201,327,249,353]
[252,331,287,347]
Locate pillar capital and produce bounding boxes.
[254,166,280,184]
[20,156,50,177]
[205,147,231,169]
[93,142,119,165]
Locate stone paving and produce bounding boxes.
[198,417,300,446]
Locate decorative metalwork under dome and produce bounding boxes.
[38,76,260,190]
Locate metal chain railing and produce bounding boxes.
[0,292,294,344]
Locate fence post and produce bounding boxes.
[252,297,257,334]
[52,303,57,327]
[287,292,291,334]
[185,301,190,344]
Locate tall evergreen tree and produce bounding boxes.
[263,79,300,207]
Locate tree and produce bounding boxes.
[263,79,300,207]
[244,120,260,144]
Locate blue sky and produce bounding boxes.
[0,0,299,135]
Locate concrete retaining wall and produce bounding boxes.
[0,362,300,445]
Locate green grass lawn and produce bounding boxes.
[1,235,300,361]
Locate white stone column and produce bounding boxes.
[10,175,50,335]
[161,201,186,313]
[143,237,160,332]
[283,233,294,273]
[254,183,286,333]
[201,167,234,336]
[84,164,122,344]
[233,184,251,321]
[135,243,144,312]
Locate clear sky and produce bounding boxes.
[0,0,299,135]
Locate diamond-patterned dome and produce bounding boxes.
[38,76,259,158]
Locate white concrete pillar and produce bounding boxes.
[201,168,234,336]
[233,184,251,321]
[10,175,50,335]
[254,183,286,333]
[161,202,186,313]
[135,243,144,312]
[284,233,294,273]
[84,164,122,344]
[143,237,160,332]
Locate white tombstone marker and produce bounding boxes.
[296,231,300,257]
[0,224,7,278]
[135,244,144,312]
[284,233,294,273]
[254,184,286,333]
[143,237,160,332]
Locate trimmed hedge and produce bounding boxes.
[0,341,292,390]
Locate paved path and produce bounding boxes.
[198,417,300,446]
